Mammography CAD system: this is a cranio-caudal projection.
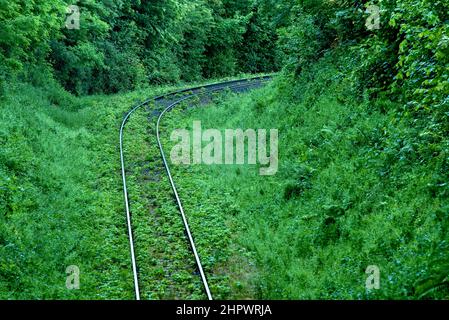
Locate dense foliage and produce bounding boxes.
[1,0,448,299]
[0,0,278,95]
[159,0,449,299]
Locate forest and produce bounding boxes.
[1,0,448,300]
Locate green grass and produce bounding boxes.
[160,56,449,299]
[1,62,447,299]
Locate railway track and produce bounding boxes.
[120,76,272,300]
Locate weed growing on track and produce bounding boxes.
[0,76,263,299]
[0,81,176,298]
[122,106,207,299]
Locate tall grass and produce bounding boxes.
[0,75,267,299]
[161,54,449,299]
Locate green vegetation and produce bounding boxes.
[1,0,448,300]
[0,76,265,299]
[1,0,278,95]
[161,53,449,299]
[159,0,449,299]
[124,100,255,299]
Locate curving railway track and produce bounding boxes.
[120,76,272,300]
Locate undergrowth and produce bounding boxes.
[161,53,449,299]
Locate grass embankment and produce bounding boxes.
[1,82,139,299]
[161,54,449,299]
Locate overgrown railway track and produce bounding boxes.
[120,76,272,300]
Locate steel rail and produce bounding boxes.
[120,76,272,300]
